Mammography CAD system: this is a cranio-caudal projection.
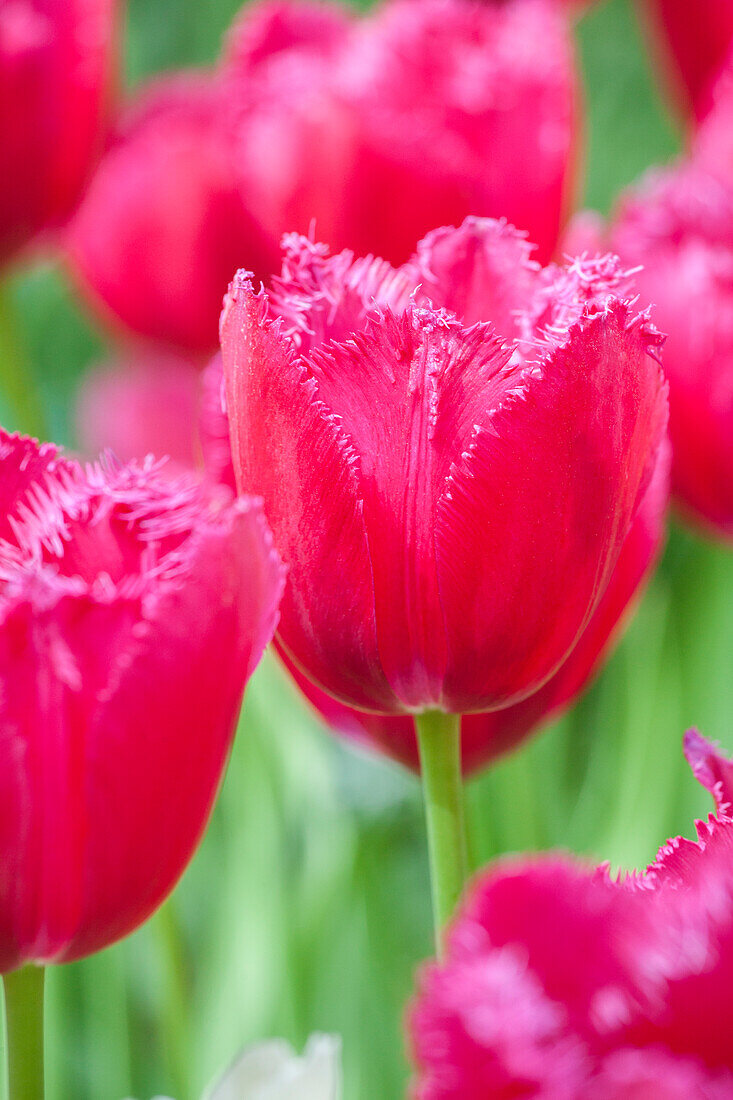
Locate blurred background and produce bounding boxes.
[2,0,731,1097]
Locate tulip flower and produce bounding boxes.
[68,0,579,353]
[68,73,277,353]
[76,350,202,468]
[0,0,118,265]
[128,1033,342,1100]
[279,436,669,774]
[336,0,579,265]
[409,731,733,1098]
[640,0,733,122]
[0,430,284,1097]
[221,218,668,940]
[608,163,733,539]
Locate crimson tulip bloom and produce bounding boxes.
[278,437,669,773]
[0,430,284,970]
[0,0,117,264]
[221,218,667,717]
[641,0,733,121]
[68,73,276,353]
[69,0,579,352]
[409,731,733,1098]
[609,163,733,538]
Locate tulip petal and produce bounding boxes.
[436,301,667,712]
[220,271,394,711]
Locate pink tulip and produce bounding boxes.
[0,0,118,265]
[67,73,276,353]
[278,436,669,772]
[409,731,733,1098]
[221,218,667,717]
[0,430,284,970]
[335,0,579,266]
[68,0,579,353]
[641,0,733,122]
[75,350,202,468]
[609,163,733,539]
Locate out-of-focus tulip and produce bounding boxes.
[409,732,733,1098]
[0,0,118,264]
[68,0,579,352]
[609,163,733,538]
[68,74,276,353]
[0,430,284,970]
[640,0,733,122]
[277,437,669,773]
[76,350,201,468]
[336,0,579,265]
[221,219,667,717]
[128,1033,342,1100]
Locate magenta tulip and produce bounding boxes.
[0,0,118,264]
[221,218,667,717]
[68,0,579,353]
[641,0,733,121]
[609,163,733,538]
[68,73,276,353]
[0,430,284,970]
[409,731,733,1098]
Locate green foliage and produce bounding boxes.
[3,2,732,1098]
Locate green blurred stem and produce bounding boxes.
[415,711,468,958]
[3,965,45,1100]
[0,282,47,439]
[152,901,190,1100]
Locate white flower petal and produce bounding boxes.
[206,1034,342,1100]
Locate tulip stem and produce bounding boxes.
[415,711,468,958]
[3,965,45,1100]
[0,281,48,440]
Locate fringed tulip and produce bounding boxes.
[409,732,733,1098]
[221,219,667,718]
[609,164,733,538]
[68,74,276,353]
[76,350,201,468]
[277,436,669,773]
[0,0,118,264]
[640,0,733,121]
[68,0,579,352]
[0,430,284,971]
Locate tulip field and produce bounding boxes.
[2,0,733,1098]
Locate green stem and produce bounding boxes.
[3,965,45,1100]
[0,281,47,440]
[415,711,469,957]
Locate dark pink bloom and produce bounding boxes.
[221,218,667,716]
[0,431,284,970]
[75,350,202,469]
[67,73,276,353]
[608,163,733,538]
[641,0,733,121]
[335,0,579,265]
[0,0,118,264]
[409,732,733,1098]
[69,0,579,352]
[277,436,668,772]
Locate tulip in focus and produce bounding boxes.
[221,218,667,718]
[641,0,733,121]
[0,0,118,264]
[609,163,733,539]
[409,730,733,1098]
[0,430,284,971]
